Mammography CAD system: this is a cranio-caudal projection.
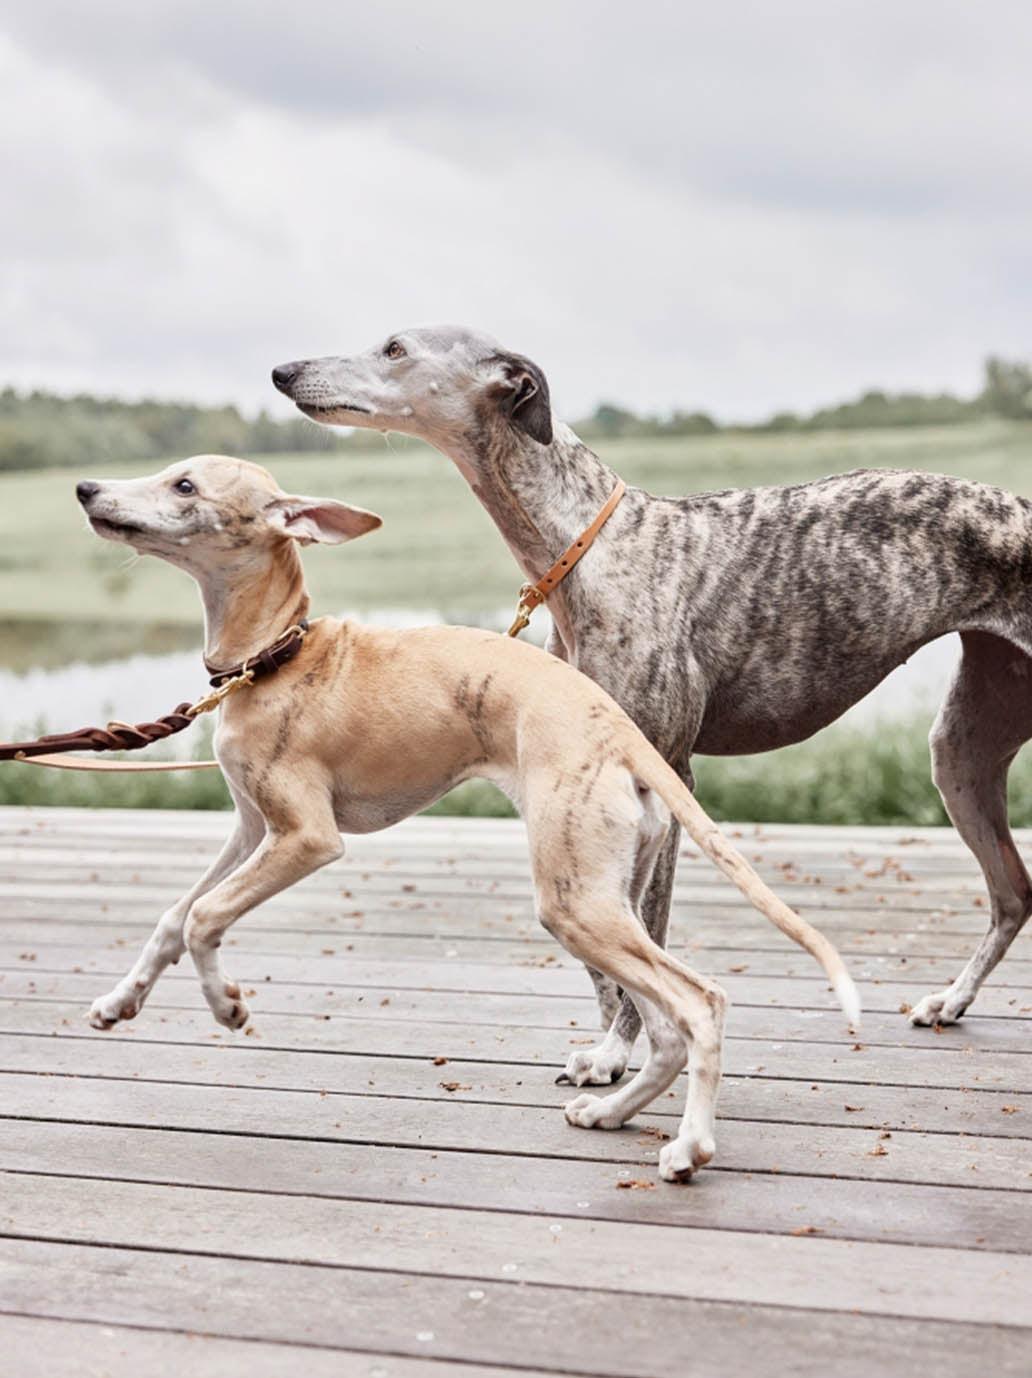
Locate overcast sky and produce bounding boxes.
[1,1,1030,422]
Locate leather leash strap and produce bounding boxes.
[507,479,626,637]
[1,620,309,773]
[0,704,211,771]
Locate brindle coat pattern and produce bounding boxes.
[75,455,857,1182]
[273,325,1032,1076]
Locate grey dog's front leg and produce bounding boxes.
[560,821,680,1085]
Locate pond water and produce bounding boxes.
[0,609,959,756]
[0,607,529,756]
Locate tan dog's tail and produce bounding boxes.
[625,743,861,1029]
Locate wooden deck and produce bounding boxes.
[1,804,1031,1376]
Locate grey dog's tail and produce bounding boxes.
[625,742,861,1029]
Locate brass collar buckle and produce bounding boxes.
[186,668,257,718]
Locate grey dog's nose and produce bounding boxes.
[271,362,300,393]
[76,480,100,505]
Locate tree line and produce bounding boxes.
[0,388,339,472]
[1,356,1030,471]
[576,356,1032,440]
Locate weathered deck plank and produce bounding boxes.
[5,1066,1031,1190]
[7,1238,1032,1378]
[2,805,1031,1377]
[5,1118,1029,1251]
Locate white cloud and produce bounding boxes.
[1,3,1030,422]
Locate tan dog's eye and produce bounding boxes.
[385,340,406,359]
[173,478,196,495]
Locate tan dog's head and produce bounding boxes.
[76,454,382,571]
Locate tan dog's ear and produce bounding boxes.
[264,495,383,546]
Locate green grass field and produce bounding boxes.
[2,419,1031,635]
[4,420,1032,821]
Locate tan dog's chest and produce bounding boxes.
[213,620,524,835]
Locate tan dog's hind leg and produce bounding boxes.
[532,768,727,1179]
[184,807,344,1028]
[560,781,670,1087]
[564,993,687,1127]
[557,908,727,1179]
[89,794,266,1030]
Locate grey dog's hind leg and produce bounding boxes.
[611,820,679,1024]
[584,964,622,1028]
[912,631,1032,1026]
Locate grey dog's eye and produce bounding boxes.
[385,340,406,359]
[173,478,195,495]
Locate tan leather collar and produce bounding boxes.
[507,479,626,637]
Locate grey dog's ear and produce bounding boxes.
[264,495,383,546]
[490,353,553,446]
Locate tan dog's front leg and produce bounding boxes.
[184,823,344,1028]
[89,801,265,1030]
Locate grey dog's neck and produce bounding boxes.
[450,420,619,587]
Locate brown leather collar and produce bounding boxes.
[205,619,310,687]
[507,480,626,637]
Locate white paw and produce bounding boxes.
[559,1044,629,1087]
[211,981,250,1030]
[88,989,140,1029]
[659,1134,715,1182]
[909,989,968,1027]
[563,1093,626,1130]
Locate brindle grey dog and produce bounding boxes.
[273,325,1032,1080]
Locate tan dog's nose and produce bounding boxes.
[76,480,100,506]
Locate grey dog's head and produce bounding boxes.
[272,324,553,449]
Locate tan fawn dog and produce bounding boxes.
[77,454,858,1182]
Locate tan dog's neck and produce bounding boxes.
[199,537,310,668]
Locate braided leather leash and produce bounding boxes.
[1,620,308,773]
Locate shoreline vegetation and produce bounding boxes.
[3,712,1030,827]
